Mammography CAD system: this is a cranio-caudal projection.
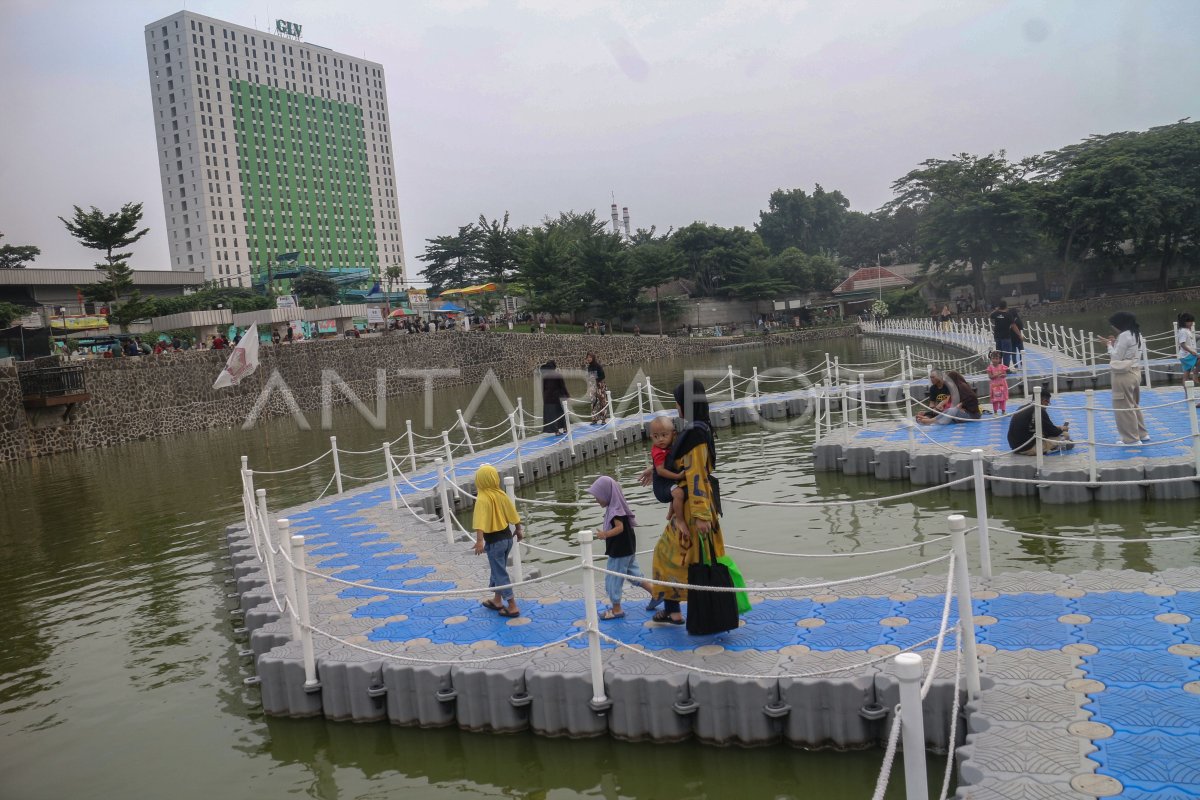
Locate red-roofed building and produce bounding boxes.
[832,266,913,295]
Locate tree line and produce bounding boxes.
[419,119,1199,315]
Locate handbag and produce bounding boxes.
[686,533,740,636]
[716,554,751,615]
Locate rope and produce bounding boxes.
[250,449,332,475]
[339,469,389,482]
[725,535,953,560]
[984,472,1200,488]
[723,477,971,508]
[591,552,951,594]
[314,473,338,501]
[336,444,385,456]
[920,554,955,701]
[870,705,903,800]
[938,629,964,800]
[988,524,1200,544]
[308,622,586,664]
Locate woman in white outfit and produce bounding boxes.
[1103,311,1149,445]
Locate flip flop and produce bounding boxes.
[481,600,503,611]
[599,609,626,621]
[652,611,684,625]
[498,608,520,618]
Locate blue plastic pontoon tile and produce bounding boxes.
[744,598,817,622]
[709,623,801,651]
[818,597,896,621]
[1178,623,1200,645]
[1110,787,1200,800]
[1074,592,1166,618]
[1084,686,1200,731]
[1092,732,1200,787]
[1168,592,1200,618]
[803,621,887,651]
[1077,619,1182,649]
[896,595,964,620]
[984,593,1072,619]
[1081,650,1198,685]
[976,618,1078,650]
[400,599,478,618]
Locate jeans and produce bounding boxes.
[933,406,980,425]
[605,555,645,604]
[995,337,1014,367]
[485,537,514,600]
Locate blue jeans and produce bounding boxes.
[933,406,979,425]
[995,337,1014,367]
[605,555,645,604]
[485,537,514,600]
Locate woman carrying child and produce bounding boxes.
[639,379,725,626]
[472,465,524,618]
[587,476,656,620]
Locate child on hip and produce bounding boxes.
[587,476,655,620]
[648,416,689,540]
[986,351,1010,414]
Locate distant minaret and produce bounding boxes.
[622,207,631,240]
[610,203,621,235]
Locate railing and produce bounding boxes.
[19,364,88,399]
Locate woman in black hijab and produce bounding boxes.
[639,379,725,626]
[540,361,570,435]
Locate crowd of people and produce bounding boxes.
[477,377,735,632]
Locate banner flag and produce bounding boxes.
[213,323,261,389]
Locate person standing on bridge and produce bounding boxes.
[989,300,1020,367]
[1102,311,1150,445]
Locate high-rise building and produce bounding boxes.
[143,11,405,288]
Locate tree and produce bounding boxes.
[417,224,483,294]
[670,223,769,297]
[630,232,686,336]
[0,233,40,269]
[59,202,154,328]
[475,213,519,285]
[755,185,851,256]
[0,301,28,328]
[888,152,1036,300]
[291,270,339,309]
[577,232,640,329]
[516,225,574,319]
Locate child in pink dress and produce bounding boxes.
[987,351,1010,414]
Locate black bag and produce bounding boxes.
[686,534,739,636]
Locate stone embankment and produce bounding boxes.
[0,327,856,463]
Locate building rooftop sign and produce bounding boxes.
[275,19,302,40]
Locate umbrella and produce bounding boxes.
[388,308,416,317]
[433,303,466,314]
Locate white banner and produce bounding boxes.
[213,323,261,389]
[366,306,384,324]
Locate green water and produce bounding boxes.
[1,328,1193,800]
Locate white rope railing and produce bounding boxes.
[988,524,1200,544]
[250,449,332,475]
[724,477,972,508]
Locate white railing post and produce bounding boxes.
[577,528,609,709]
[970,449,992,579]
[289,533,320,690]
[752,366,760,398]
[436,458,454,545]
[1021,354,1030,402]
[606,390,618,441]
[405,419,417,472]
[893,652,929,800]
[727,365,736,403]
[824,353,833,386]
[276,518,301,640]
[636,381,645,420]
[1051,347,1060,395]
[329,436,344,495]
[505,477,524,583]
[645,377,656,413]
[510,412,524,475]
[383,442,398,511]
[516,397,527,439]
[442,431,455,478]
[814,384,823,441]
[858,373,868,426]
[1033,384,1045,471]
[457,409,475,453]
[904,345,913,382]
[948,514,982,700]
[255,488,271,580]
[564,404,576,456]
[1187,382,1200,477]
[241,465,255,543]
[1141,337,1152,389]
[839,384,849,430]
[1085,390,1098,483]
[832,356,840,385]
[1088,336,1097,374]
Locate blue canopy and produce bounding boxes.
[433,303,466,314]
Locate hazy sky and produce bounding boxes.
[1,0,1196,285]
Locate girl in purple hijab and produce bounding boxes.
[587,476,655,620]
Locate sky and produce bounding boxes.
[1,0,1197,285]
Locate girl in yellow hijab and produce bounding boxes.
[472,465,524,617]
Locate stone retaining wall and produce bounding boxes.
[0,327,857,463]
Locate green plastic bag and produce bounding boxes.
[716,554,752,614]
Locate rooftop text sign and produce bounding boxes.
[275,19,302,39]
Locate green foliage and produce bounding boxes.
[577,231,640,323]
[0,301,28,327]
[475,213,519,284]
[881,287,927,317]
[671,223,769,297]
[59,202,151,328]
[768,248,844,293]
[888,153,1036,300]
[0,233,40,269]
[837,207,921,268]
[291,271,339,309]
[418,224,484,293]
[154,286,273,316]
[755,185,850,256]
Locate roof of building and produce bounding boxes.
[832,266,913,294]
[0,269,206,287]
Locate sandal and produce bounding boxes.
[481,599,503,611]
[599,609,626,621]
[498,608,521,618]
[652,611,684,625]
